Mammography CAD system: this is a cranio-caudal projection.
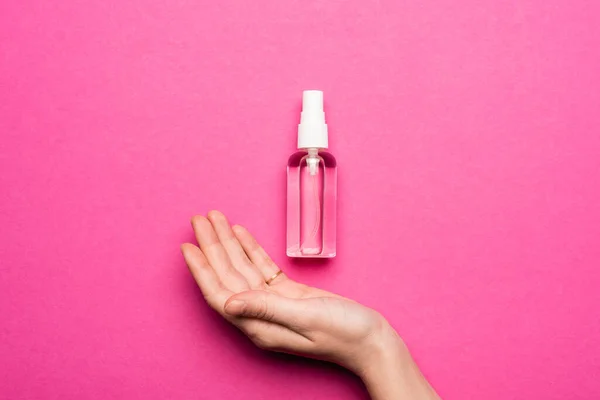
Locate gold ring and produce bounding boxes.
[265,270,283,285]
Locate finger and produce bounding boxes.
[207,211,265,289]
[232,225,287,285]
[224,290,316,334]
[191,215,249,293]
[181,243,233,314]
[235,318,314,353]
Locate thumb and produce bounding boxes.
[224,290,314,329]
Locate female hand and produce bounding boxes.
[181,211,439,399]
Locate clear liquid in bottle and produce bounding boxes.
[287,149,337,257]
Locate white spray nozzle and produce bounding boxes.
[298,90,328,149]
[302,90,323,111]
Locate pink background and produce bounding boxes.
[1,0,600,399]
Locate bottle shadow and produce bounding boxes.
[288,256,334,271]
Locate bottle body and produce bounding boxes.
[287,148,337,258]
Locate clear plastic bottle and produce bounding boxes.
[287,91,337,258]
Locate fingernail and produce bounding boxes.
[225,300,246,315]
[208,210,223,220]
[180,244,189,257]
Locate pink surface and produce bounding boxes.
[1,0,600,399]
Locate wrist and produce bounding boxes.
[355,320,440,400]
[355,321,409,380]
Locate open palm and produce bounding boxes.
[181,211,390,372]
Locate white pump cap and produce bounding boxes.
[298,90,328,149]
